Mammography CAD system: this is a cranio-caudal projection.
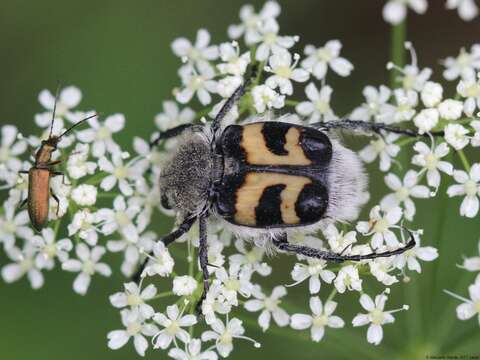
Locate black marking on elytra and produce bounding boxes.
[295,182,329,224]
[261,122,289,156]
[221,125,245,163]
[215,171,246,223]
[255,184,285,226]
[300,127,333,165]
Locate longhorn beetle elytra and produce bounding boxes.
[19,86,97,231]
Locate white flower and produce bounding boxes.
[442,45,480,81]
[444,123,470,150]
[460,240,480,271]
[413,108,439,134]
[265,50,309,95]
[173,275,198,296]
[99,152,143,197]
[217,42,250,76]
[228,1,281,44]
[380,170,429,221]
[107,308,159,357]
[97,196,139,241]
[176,63,218,105]
[154,101,195,133]
[215,264,252,305]
[71,184,97,206]
[251,84,285,113]
[217,76,243,98]
[1,243,44,289]
[393,236,438,273]
[144,241,175,277]
[201,318,259,357]
[350,85,394,123]
[288,258,335,294]
[296,83,336,122]
[323,224,357,253]
[32,227,72,270]
[359,133,400,172]
[356,206,403,248]
[254,18,297,61]
[301,40,353,79]
[62,244,112,295]
[76,113,124,158]
[168,338,218,360]
[369,255,398,285]
[0,207,33,249]
[438,99,463,120]
[445,277,480,323]
[290,297,344,342]
[389,43,432,92]
[0,125,27,174]
[446,0,479,21]
[352,291,409,346]
[68,209,101,246]
[382,0,427,25]
[244,286,290,331]
[38,85,82,119]
[66,143,97,179]
[447,164,480,218]
[110,282,157,319]
[171,28,219,68]
[457,74,480,116]
[421,81,443,108]
[152,304,197,349]
[229,239,272,276]
[201,281,232,325]
[392,89,418,123]
[472,120,480,147]
[334,265,362,293]
[412,141,453,190]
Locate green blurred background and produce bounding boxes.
[1,1,479,359]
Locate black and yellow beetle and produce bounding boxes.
[132,72,441,312]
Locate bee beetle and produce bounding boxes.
[19,88,97,231]
[134,69,441,311]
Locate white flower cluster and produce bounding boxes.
[0,1,479,358]
[382,0,479,24]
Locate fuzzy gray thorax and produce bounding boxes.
[159,130,214,216]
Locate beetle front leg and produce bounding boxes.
[17,198,28,210]
[51,170,67,185]
[195,214,210,317]
[50,189,60,216]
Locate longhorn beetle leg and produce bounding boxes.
[50,189,60,216]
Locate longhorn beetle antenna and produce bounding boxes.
[58,113,99,139]
[49,82,62,139]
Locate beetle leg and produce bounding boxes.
[19,170,29,174]
[50,189,60,216]
[131,215,197,282]
[51,171,67,185]
[195,213,209,317]
[310,119,444,138]
[149,124,195,148]
[272,230,416,262]
[17,198,28,210]
[46,160,63,167]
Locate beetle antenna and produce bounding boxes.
[49,81,61,139]
[58,113,99,139]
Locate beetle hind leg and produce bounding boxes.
[195,214,210,318]
[50,189,60,216]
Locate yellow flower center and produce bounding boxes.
[312,315,329,327]
[126,321,142,336]
[276,66,292,79]
[396,187,410,201]
[44,243,57,258]
[316,48,332,62]
[374,218,389,233]
[464,180,478,197]
[97,127,111,140]
[370,309,385,325]
[114,166,128,179]
[424,153,438,170]
[127,294,142,306]
[82,260,95,275]
[372,138,386,153]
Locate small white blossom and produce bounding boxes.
[32,227,72,270]
[334,265,362,293]
[323,224,357,253]
[251,85,285,113]
[0,208,33,249]
[62,244,112,295]
[447,164,480,218]
[393,236,438,273]
[66,143,97,179]
[110,282,157,319]
[392,89,418,123]
[413,108,439,134]
[1,243,44,289]
[296,83,336,122]
[76,114,124,158]
[168,338,218,360]
[380,170,430,221]
[0,125,27,174]
[153,304,197,349]
[382,0,427,25]
[107,308,159,357]
[71,184,97,206]
[412,141,453,190]
[265,50,309,95]
[143,241,175,278]
[438,99,464,120]
[68,209,101,246]
[244,286,290,331]
[176,63,218,105]
[457,74,480,116]
[288,258,335,294]
[352,291,409,346]
[460,240,480,271]
[472,120,480,147]
[442,45,480,81]
[215,264,252,305]
[171,28,219,68]
[38,85,82,120]
[301,40,353,79]
[359,133,400,172]
[253,18,298,61]
[356,206,403,248]
[229,239,272,276]
[97,196,139,241]
[350,85,394,123]
[369,255,398,286]
[290,297,344,342]
[217,42,250,76]
[172,275,198,296]
[444,123,470,150]
[445,276,480,324]
[421,81,443,108]
[446,0,479,21]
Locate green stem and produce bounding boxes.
[149,291,174,301]
[457,149,471,172]
[389,21,406,90]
